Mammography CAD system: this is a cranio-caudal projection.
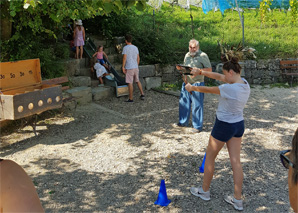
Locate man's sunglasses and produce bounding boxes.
[280,150,295,169]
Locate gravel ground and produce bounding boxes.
[1,85,298,212]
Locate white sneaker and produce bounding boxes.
[224,195,243,211]
[190,186,210,201]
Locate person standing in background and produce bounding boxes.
[176,39,212,133]
[73,19,85,59]
[122,34,145,102]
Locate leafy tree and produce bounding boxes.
[0,0,147,78]
[1,0,147,42]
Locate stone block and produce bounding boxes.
[114,64,122,72]
[139,65,156,78]
[92,86,115,101]
[65,59,80,77]
[76,68,92,77]
[253,78,262,85]
[93,39,106,48]
[69,76,91,87]
[211,62,218,73]
[145,77,162,90]
[251,69,262,78]
[79,58,89,69]
[262,78,273,84]
[263,70,270,77]
[244,60,257,69]
[104,46,115,55]
[216,63,223,73]
[91,79,99,88]
[65,86,92,105]
[154,64,162,76]
[241,69,246,77]
[161,65,175,74]
[245,69,252,78]
[108,54,119,64]
[162,73,179,83]
[257,60,268,69]
[268,59,280,70]
[133,77,146,91]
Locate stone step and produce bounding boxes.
[78,58,90,68]
[65,86,92,105]
[69,76,91,87]
[91,79,99,88]
[93,39,106,47]
[75,67,92,77]
[107,54,120,64]
[113,64,122,72]
[104,46,116,55]
[92,86,115,101]
[89,35,113,48]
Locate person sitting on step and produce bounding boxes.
[91,57,110,86]
[92,45,110,72]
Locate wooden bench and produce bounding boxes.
[280,60,298,86]
[41,76,70,90]
[42,76,76,107]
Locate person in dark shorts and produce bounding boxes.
[280,128,298,212]
[185,57,250,211]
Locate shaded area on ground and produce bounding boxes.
[0,87,297,212]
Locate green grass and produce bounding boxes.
[155,82,183,91]
[127,3,298,62]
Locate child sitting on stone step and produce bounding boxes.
[91,57,110,86]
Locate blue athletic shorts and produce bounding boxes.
[98,59,105,65]
[211,117,245,142]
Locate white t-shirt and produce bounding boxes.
[122,44,139,69]
[94,63,108,78]
[216,78,250,123]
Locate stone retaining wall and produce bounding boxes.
[138,58,297,86]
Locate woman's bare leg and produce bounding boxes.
[80,45,83,59]
[75,46,79,59]
[226,137,243,200]
[202,135,225,192]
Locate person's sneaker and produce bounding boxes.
[125,99,133,103]
[224,195,243,211]
[190,186,210,201]
[140,95,145,100]
[190,128,201,133]
[173,123,184,127]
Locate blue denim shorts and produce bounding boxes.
[211,117,245,142]
[97,59,105,65]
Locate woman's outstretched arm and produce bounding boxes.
[185,83,220,95]
[191,68,227,83]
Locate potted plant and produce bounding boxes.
[216,41,256,78]
[218,41,257,62]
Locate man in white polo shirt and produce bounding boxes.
[122,34,145,102]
